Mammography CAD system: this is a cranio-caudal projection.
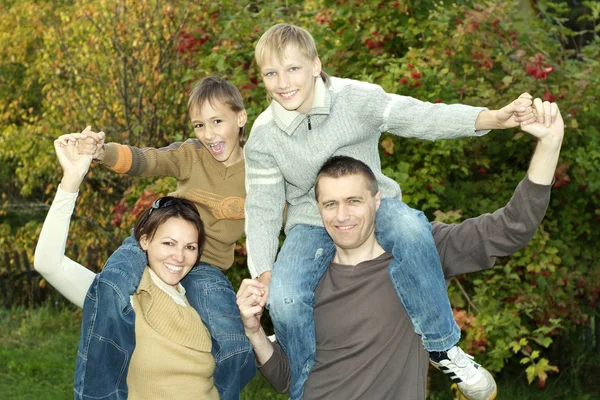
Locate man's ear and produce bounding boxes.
[375,191,382,211]
[237,109,248,127]
[312,56,322,78]
[139,235,150,251]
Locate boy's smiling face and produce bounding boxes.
[190,99,246,167]
[259,44,322,114]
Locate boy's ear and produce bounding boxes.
[312,56,322,78]
[237,109,248,127]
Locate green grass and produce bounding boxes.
[1,306,598,399]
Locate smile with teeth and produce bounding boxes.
[165,263,183,273]
[209,142,225,154]
[280,90,298,99]
[336,225,355,231]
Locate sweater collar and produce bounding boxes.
[270,76,332,136]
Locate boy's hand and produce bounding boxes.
[495,92,536,129]
[79,126,106,161]
[257,270,272,289]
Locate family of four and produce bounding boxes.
[34,23,563,400]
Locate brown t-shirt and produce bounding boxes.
[259,176,551,399]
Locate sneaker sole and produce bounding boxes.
[457,388,498,400]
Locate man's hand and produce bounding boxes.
[236,279,267,335]
[522,99,564,185]
[521,99,562,141]
[236,279,275,365]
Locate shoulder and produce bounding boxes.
[250,107,275,134]
[247,108,275,148]
[329,76,383,96]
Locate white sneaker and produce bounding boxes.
[430,346,497,400]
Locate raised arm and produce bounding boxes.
[83,129,202,179]
[33,133,96,308]
[236,279,291,393]
[433,101,563,278]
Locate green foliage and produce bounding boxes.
[1,0,599,392]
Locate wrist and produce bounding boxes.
[94,145,106,163]
[475,110,500,131]
[60,174,84,193]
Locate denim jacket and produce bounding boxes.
[74,235,145,400]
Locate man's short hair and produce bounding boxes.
[315,156,379,200]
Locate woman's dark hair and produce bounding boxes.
[134,197,206,263]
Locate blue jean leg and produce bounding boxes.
[375,198,460,351]
[181,264,255,400]
[268,224,336,400]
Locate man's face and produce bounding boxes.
[317,174,381,251]
[259,45,322,114]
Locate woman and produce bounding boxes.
[34,133,218,399]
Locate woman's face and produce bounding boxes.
[140,217,199,287]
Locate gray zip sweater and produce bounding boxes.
[244,76,488,278]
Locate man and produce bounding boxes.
[237,100,563,400]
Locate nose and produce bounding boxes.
[336,204,350,222]
[170,247,185,264]
[278,73,290,89]
[204,124,216,141]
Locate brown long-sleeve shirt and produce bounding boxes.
[103,139,245,270]
[259,176,551,399]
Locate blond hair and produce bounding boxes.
[255,23,330,85]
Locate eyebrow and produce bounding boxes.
[320,196,364,205]
[161,236,198,245]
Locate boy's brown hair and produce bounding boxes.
[187,76,247,146]
[255,23,330,85]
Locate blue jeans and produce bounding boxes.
[75,234,254,400]
[268,198,460,399]
[181,264,255,400]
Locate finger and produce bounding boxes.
[237,279,258,299]
[516,107,536,123]
[519,92,533,100]
[543,101,551,127]
[237,286,264,307]
[516,94,533,108]
[98,131,106,141]
[550,102,559,124]
[240,304,264,319]
[533,98,544,124]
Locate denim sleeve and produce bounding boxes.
[75,268,137,399]
[100,232,148,296]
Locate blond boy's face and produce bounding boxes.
[259,45,322,114]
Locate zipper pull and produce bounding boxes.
[307,115,312,130]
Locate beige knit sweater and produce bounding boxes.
[127,268,219,399]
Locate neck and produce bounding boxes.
[332,238,385,266]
